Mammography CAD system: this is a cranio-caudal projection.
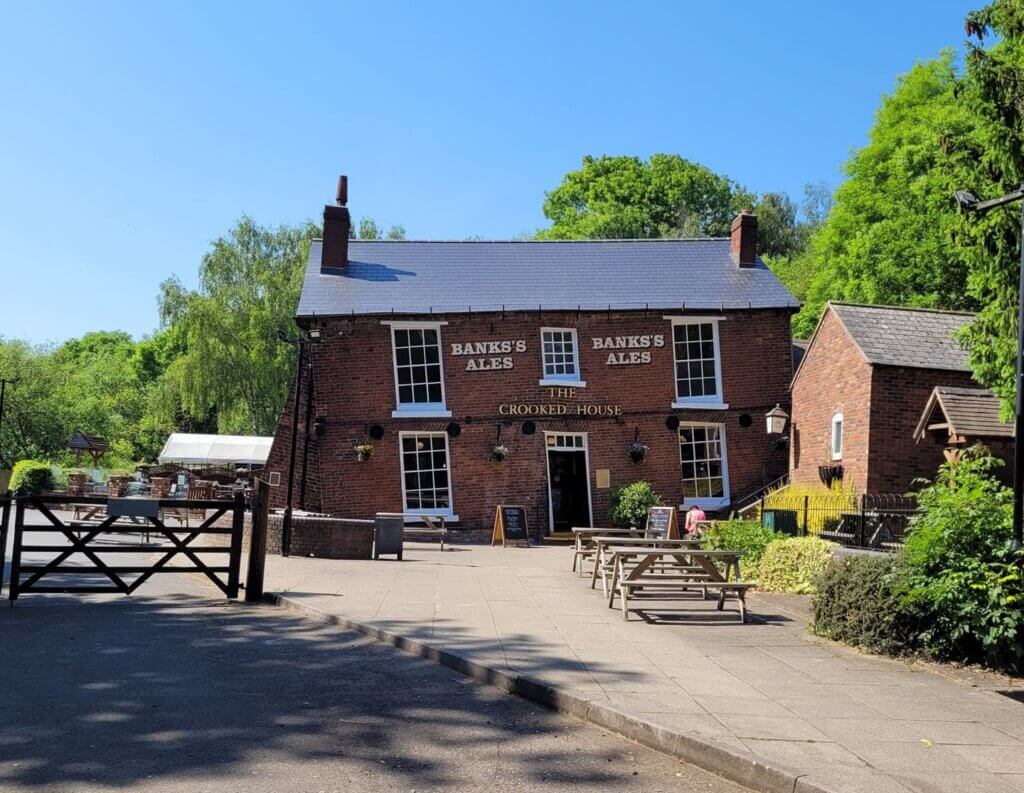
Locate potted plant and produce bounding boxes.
[107,469,132,497]
[818,464,844,488]
[67,469,89,496]
[489,444,509,464]
[627,440,649,465]
[354,442,375,463]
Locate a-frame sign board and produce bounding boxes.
[491,505,530,547]
[645,506,680,539]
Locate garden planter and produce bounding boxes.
[818,464,844,488]
[149,477,171,498]
[627,447,647,465]
[67,472,87,496]
[107,476,129,497]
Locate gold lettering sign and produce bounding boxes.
[498,403,622,417]
[592,335,664,366]
[451,340,527,372]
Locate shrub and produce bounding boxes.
[701,520,777,571]
[762,482,856,535]
[608,481,663,528]
[9,460,55,494]
[812,554,922,657]
[755,536,835,594]
[899,448,1024,672]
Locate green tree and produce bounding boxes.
[354,217,406,240]
[538,154,754,239]
[792,54,980,337]
[955,0,1024,417]
[159,216,319,435]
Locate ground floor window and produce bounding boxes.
[678,423,729,506]
[399,432,453,515]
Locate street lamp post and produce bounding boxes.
[277,329,322,557]
[954,186,1024,552]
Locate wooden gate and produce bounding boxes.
[8,493,245,601]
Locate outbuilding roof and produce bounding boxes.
[913,386,1012,442]
[829,303,973,371]
[296,239,799,318]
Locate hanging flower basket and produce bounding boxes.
[627,441,649,465]
[818,464,844,488]
[354,443,375,463]
[489,444,509,464]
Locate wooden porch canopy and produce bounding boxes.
[67,430,109,465]
[913,386,1013,445]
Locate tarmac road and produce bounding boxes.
[0,577,749,793]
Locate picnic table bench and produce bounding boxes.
[570,526,642,574]
[605,547,754,622]
[588,535,702,594]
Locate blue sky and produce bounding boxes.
[1,0,972,343]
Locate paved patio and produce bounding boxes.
[264,542,1024,793]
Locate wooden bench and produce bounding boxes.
[570,527,640,575]
[399,514,448,551]
[606,548,754,622]
[589,536,701,594]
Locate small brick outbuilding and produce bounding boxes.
[788,302,1010,495]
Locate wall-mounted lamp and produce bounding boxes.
[766,404,788,435]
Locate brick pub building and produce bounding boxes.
[266,178,797,538]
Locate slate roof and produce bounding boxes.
[296,239,799,318]
[829,303,973,371]
[913,386,1012,441]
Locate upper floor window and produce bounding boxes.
[539,328,585,386]
[388,322,451,418]
[670,318,725,408]
[831,413,843,460]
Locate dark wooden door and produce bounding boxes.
[548,450,590,532]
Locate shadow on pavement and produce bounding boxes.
[0,592,712,791]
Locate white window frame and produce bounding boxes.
[677,422,731,509]
[543,431,594,531]
[831,413,843,460]
[383,320,452,419]
[398,431,457,520]
[538,327,586,387]
[666,316,727,410]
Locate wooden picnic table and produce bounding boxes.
[589,536,702,594]
[570,526,643,573]
[605,547,753,622]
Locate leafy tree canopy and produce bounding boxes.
[538,154,755,239]
[955,0,1024,417]
[791,53,980,337]
[158,216,319,436]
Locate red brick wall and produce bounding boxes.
[867,365,978,493]
[790,308,873,493]
[266,308,793,531]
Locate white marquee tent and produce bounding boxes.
[157,433,274,467]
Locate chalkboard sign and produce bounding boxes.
[645,506,679,539]
[491,505,530,547]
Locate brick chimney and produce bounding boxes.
[321,175,350,272]
[730,211,758,267]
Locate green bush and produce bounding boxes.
[701,520,778,571]
[812,554,922,657]
[608,481,663,528]
[755,536,835,593]
[9,460,55,494]
[899,448,1024,672]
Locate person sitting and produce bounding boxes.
[684,504,707,534]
